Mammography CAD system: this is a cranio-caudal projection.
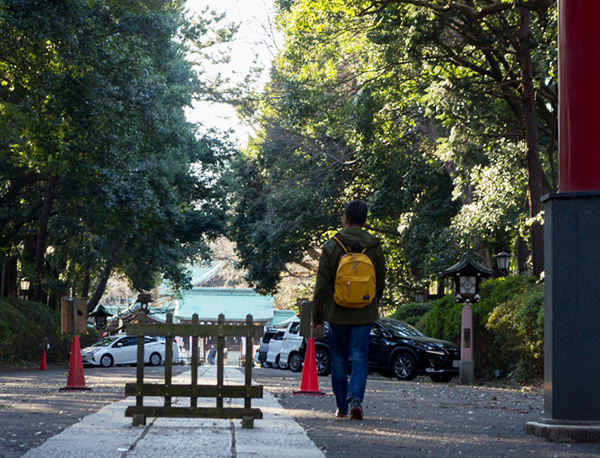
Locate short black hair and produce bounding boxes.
[344,200,368,226]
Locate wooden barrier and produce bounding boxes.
[124,313,263,428]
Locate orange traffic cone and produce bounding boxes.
[39,350,47,370]
[293,337,325,396]
[60,335,92,391]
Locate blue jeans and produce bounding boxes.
[328,323,372,413]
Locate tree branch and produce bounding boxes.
[360,0,554,19]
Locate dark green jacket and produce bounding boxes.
[312,227,385,326]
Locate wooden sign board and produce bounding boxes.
[298,300,325,338]
[61,298,88,335]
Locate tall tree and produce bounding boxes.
[0,0,235,308]
[230,0,555,302]
[354,0,557,275]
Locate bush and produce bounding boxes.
[0,298,81,365]
[388,302,433,327]
[485,281,544,383]
[391,274,544,384]
[418,295,463,343]
[473,275,542,382]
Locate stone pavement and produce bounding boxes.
[20,366,325,458]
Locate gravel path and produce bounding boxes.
[251,368,600,458]
[0,365,188,458]
[2,365,600,458]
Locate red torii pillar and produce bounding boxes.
[527,0,600,442]
[558,0,600,192]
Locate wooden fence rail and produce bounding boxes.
[124,312,263,428]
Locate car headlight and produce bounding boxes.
[415,342,445,356]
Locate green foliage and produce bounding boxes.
[388,301,433,328]
[418,295,463,343]
[231,0,462,297]
[230,0,557,301]
[0,0,235,305]
[0,298,75,365]
[400,275,544,383]
[483,278,544,383]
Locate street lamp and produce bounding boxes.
[414,290,425,303]
[20,278,31,300]
[89,305,113,330]
[495,251,511,276]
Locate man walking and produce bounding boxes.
[311,200,385,420]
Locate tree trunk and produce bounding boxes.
[518,8,545,277]
[81,258,91,298]
[33,179,56,302]
[86,235,126,313]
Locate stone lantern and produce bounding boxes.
[441,255,494,384]
[89,305,113,330]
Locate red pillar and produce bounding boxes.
[559,0,600,192]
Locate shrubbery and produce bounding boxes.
[0,298,97,366]
[389,275,544,384]
[389,302,434,327]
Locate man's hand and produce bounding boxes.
[311,322,323,331]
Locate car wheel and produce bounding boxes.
[392,352,417,381]
[289,352,303,372]
[315,348,331,376]
[149,352,162,366]
[430,373,455,383]
[275,355,288,370]
[100,354,114,368]
[261,361,272,368]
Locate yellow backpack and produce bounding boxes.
[332,236,377,309]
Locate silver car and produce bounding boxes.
[81,335,166,367]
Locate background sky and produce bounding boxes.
[185,0,280,146]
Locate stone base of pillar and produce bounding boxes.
[526,419,600,443]
[459,360,473,385]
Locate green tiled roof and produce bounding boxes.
[188,264,223,286]
[174,288,274,322]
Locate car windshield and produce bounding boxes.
[381,320,426,338]
[263,332,277,344]
[91,337,119,347]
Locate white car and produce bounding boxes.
[81,335,167,367]
[155,336,180,363]
[279,319,303,372]
[266,330,286,369]
[258,329,278,368]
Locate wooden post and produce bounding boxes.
[133,312,146,426]
[164,313,173,408]
[216,314,225,410]
[191,314,199,408]
[243,314,254,428]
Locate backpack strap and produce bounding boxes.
[333,235,367,254]
[333,235,349,253]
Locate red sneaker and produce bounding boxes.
[350,400,363,420]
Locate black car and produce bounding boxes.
[298,318,460,382]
